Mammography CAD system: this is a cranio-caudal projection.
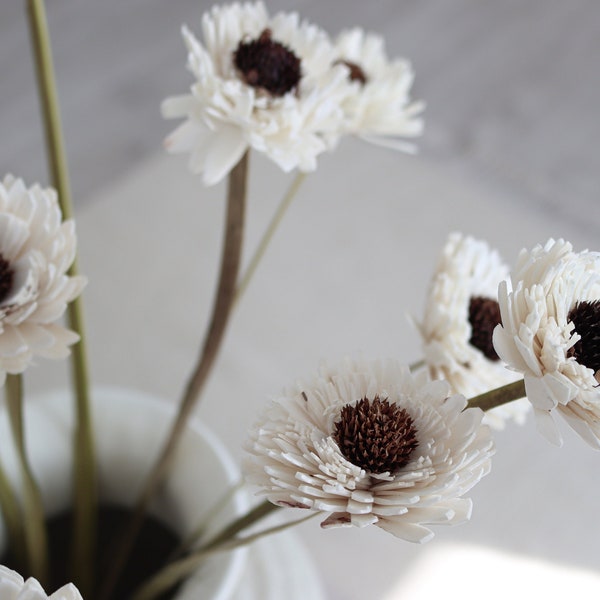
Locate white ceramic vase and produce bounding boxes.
[0,386,248,600]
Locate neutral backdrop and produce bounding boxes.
[1,2,600,600]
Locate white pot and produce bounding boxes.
[0,386,248,600]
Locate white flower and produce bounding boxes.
[416,233,529,430]
[493,239,600,447]
[0,176,86,384]
[162,2,350,185]
[332,28,424,152]
[0,565,82,599]
[244,358,494,543]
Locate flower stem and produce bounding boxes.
[5,374,48,584]
[131,501,285,600]
[26,0,96,593]
[234,172,306,306]
[467,379,526,411]
[0,458,26,570]
[99,152,249,600]
[408,359,425,372]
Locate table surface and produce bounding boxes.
[2,2,600,599]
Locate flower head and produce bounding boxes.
[162,2,350,185]
[416,233,529,429]
[244,358,494,543]
[0,176,86,384]
[0,565,82,599]
[493,239,600,447]
[332,28,424,152]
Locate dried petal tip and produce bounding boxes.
[333,396,418,474]
[335,60,368,85]
[568,300,600,374]
[469,296,502,361]
[233,28,301,96]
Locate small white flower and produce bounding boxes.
[0,565,82,600]
[244,358,494,543]
[332,28,424,152]
[493,239,600,447]
[416,233,529,429]
[0,176,86,384]
[162,2,350,185]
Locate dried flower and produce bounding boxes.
[162,2,350,185]
[333,28,424,152]
[416,233,529,429]
[244,358,494,543]
[493,238,600,447]
[0,565,82,600]
[0,176,86,385]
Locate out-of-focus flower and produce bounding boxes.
[245,358,494,543]
[416,233,529,429]
[162,2,350,185]
[493,238,600,447]
[0,176,86,385]
[332,28,424,152]
[0,565,82,600]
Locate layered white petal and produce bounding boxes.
[0,565,83,600]
[0,176,85,381]
[493,238,600,446]
[244,358,494,542]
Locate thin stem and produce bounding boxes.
[99,152,249,600]
[408,359,425,372]
[5,375,48,584]
[0,458,26,570]
[234,172,306,306]
[131,501,287,600]
[26,0,95,593]
[467,379,526,411]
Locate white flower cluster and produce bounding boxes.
[0,565,82,600]
[162,1,422,185]
[0,176,86,384]
[245,358,494,543]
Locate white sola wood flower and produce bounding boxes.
[416,233,528,429]
[162,2,350,185]
[493,239,600,447]
[0,565,82,599]
[245,358,494,543]
[332,28,424,151]
[0,176,85,384]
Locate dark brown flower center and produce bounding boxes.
[233,29,301,97]
[0,254,14,304]
[335,60,368,85]
[567,300,600,374]
[332,396,418,474]
[468,296,501,361]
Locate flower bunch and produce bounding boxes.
[162,1,423,185]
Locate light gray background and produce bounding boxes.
[1,2,600,599]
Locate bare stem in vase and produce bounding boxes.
[26,0,96,594]
[100,152,249,600]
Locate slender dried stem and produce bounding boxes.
[5,375,48,583]
[234,172,306,306]
[0,454,26,570]
[131,501,284,600]
[26,0,95,593]
[467,379,526,411]
[99,152,249,600]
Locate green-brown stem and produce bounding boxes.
[99,152,249,600]
[0,455,26,570]
[467,379,526,411]
[26,0,96,593]
[234,172,306,306]
[5,374,48,583]
[131,501,283,600]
